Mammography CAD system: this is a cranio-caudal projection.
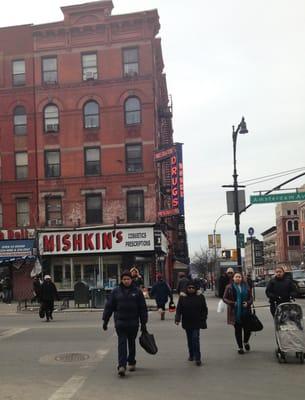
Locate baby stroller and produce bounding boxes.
[274,302,305,364]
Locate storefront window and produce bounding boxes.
[53,265,63,286]
[83,264,99,288]
[104,264,118,289]
[63,264,71,289]
[74,264,81,283]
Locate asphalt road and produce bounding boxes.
[0,288,305,400]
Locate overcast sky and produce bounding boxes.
[1,0,305,257]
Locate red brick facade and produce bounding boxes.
[0,1,188,293]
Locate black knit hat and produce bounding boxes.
[121,270,132,279]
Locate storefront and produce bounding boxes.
[38,225,168,292]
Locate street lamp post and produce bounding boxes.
[213,213,232,284]
[232,117,248,268]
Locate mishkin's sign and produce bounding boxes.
[156,143,185,217]
[39,227,155,255]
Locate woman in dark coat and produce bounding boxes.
[175,280,208,366]
[150,273,173,320]
[223,272,253,354]
[40,275,59,322]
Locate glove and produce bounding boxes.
[141,324,147,333]
[102,322,108,331]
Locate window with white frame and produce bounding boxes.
[45,197,62,227]
[126,144,142,173]
[125,97,141,125]
[83,101,100,129]
[123,48,139,76]
[127,190,144,222]
[42,57,58,84]
[15,152,28,179]
[45,150,60,178]
[84,147,100,176]
[16,198,29,227]
[12,60,25,86]
[86,194,102,224]
[14,106,27,135]
[82,53,98,81]
[44,104,59,133]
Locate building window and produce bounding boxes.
[293,209,298,215]
[45,150,60,178]
[45,197,62,226]
[287,210,291,216]
[44,104,59,133]
[125,97,141,125]
[82,53,98,81]
[15,152,28,179]
[12,60,25,86]
[288,235,300,247]
[287,220,293,232]
[127,191,144,222]
[123,48,139,76]
[13,106,27,135]
[84,147,100,176]
[86,194,102,224]
[294,220,299,231]
[42,57,57,84]
[16,198,29,227]
[126,144,142,173]
[83,101,100,129]
[0,202,2,227]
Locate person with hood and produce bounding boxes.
[40,275,59,322]
[150,273,173,320]
[223,272,253,354]
[265,266,297,316]
[32,275,42,303]
[218,267,234,298]
[175,280,208,366]
[102,270,148,377]
[130,266,144,288]
[177,272,189,294]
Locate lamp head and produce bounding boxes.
[239,117,248,134]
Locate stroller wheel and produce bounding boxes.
[299,353,304,364]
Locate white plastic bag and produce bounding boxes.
[217,299,226,313]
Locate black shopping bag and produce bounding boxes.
[39,304,45,319]
[139,331,158,355]
[242,310,263,332]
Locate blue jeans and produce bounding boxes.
[185,329,201,361]
[116,326,138,368]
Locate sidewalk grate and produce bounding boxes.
[54,353,90,363]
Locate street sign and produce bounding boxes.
[226,190,246,213]
[250,192,305,204]
[248,227,254,236]
[208,235,214,249]
[238,233,245,248]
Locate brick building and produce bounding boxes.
[276,203,302,269]
[0,1,188,297]
[261,226,277,276]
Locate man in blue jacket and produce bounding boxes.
[150,273,173,320]
[102,270,148,377]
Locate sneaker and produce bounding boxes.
[118,366,126,377]
[244,343,250,351]
[196,360,202,366]
[129,364,136,372]
[238,349,245,355]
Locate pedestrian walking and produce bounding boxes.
[218,267,234,298]
[177,272,189,294]
[40,275,59,322]
[2,276,13,304]
[102,270,148,377]
[223,272,253,354]
[265,266,297,316]
[175,280,208,366]
[32,275,42,303]
[130,266,144,288]
[150,273,173,320]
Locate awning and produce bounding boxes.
[0,240,35,265]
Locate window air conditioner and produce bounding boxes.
[84,71,96,80]
[46,124,59,132]
[48,219,62,226]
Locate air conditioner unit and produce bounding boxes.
[46,124,59,132]
[124,70,138,78]
[47,219,62,226]
[84,71,97,80]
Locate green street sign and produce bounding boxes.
[250,192,305,204]
[238,233,245,248]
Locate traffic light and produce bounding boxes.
[222,250,231,259]
[231,249,237,261]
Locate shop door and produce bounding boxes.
[83,264,99,288]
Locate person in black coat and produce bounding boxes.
[177,272,189,294]
[32,275,42,303]
[102,270,148,377]
[265,266,297,316]
[150,273,173,320]
[40,275,59,322]
[175,280,208,366]
[218,268,234,298]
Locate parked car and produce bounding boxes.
[292,270,305,297]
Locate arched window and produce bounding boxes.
[44,104,59,133]
[83,101,100,129]
[125,97,141,125]
[287,220,293,232]
[294,220,299,231]
[14,106,27,135]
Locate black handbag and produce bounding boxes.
[139,331,158,355]
[242,310,263,332]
